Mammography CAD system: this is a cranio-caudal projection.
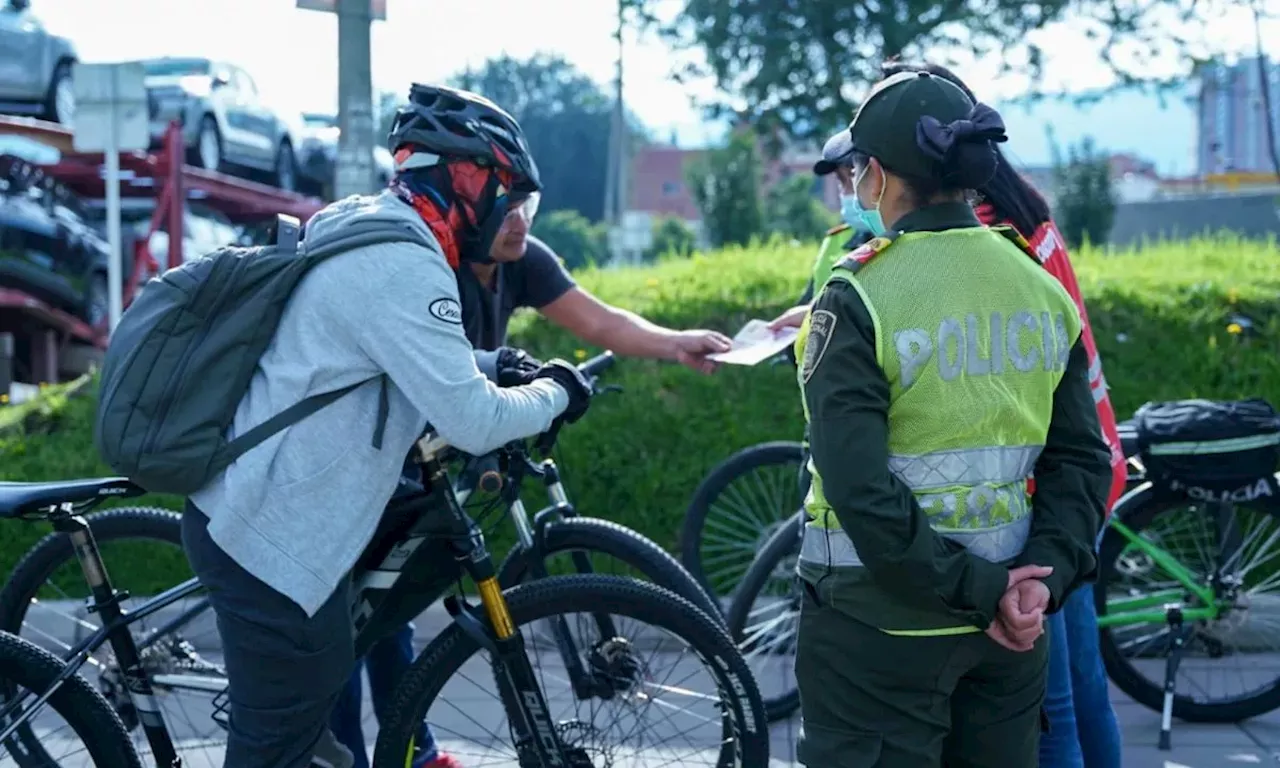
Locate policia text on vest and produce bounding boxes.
[895,309,1072,390]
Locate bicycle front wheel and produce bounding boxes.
[370,575,770,768]
[681,441,808,607]
[0,630,143,768]
[725,511,803,723]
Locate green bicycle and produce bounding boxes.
[723,398,1280,747]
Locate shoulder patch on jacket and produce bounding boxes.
[826,222,851,237]
[801,309,837,383]
[991,225,1039,264]
[834,232,898,276]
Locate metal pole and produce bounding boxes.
[335,0,376,198]
[105,69,122,333]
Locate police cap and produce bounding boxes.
[814,71,981,181]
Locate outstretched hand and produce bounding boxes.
[673,330,732,375]
[768,304,810,331]
[985,565,1053,652]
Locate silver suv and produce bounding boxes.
[143,57,300,192]
[0,0,77,126]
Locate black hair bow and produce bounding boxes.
[916,103,1009,163]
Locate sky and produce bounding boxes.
[29,0,1280,176]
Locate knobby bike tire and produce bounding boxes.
[1096,477,1280,722]
[0,507,185,638]
[724,511,803,723]
[681,441,808,607]
[0,631,144,768]
[369,575,771,768]
[497,516,724,624]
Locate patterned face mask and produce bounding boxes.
[391,150,523,268]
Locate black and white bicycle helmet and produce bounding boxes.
[387,83,542,198]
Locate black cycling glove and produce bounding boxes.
[534,359,593,424]
[495,347,543,387]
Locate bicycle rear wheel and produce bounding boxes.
[370,575,770,768]
[0,630,143,768]
[1097,477,1280,722]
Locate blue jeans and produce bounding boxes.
[1039,610,1084,768]
[330,623,434,768]
[1038,584,1124,768]
[1063,583,1123,767]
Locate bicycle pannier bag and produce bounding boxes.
[94,212,433,496]
[1133,398,1280,494]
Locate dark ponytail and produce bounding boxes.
[881,59,1052,236]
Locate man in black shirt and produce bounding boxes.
[331,200,732,768]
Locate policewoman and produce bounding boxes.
[793,70,1112,767]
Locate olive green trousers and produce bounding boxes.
[795,578,1048,768]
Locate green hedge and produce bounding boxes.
[1,234,1278,588]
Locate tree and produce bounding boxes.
[685,130,765,248]
[765,174,838,240]
[647,216,698,260]
[1052,137,1116,249]
[531,209,609,270]
[645,0,1242,144]
[450,54,647,222]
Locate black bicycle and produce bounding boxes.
[0,352,725,763]
[0,355,767,767]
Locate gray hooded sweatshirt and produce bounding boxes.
[189,190,568,616]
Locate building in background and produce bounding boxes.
[1197,57,1280,175]
[620,139,841,259]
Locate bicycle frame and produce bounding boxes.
[1095,517,1219,629]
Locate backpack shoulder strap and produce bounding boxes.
[301,214,437,263]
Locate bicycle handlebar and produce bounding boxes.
[578,350,615,381]
[422,350,620,490]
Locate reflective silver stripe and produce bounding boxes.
[798,516,1031,568]
[916,481,1030,529]
[887,445,1041,491]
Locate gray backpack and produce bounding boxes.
[94,212,433,495]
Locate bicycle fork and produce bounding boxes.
[432,463,572,767]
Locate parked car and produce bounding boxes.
[0,0,77,126]
[296,112,393,198]
[0,154,118,327]
[143,57,300,192]
[116,200,244,273]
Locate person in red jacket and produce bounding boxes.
[882,60,1127,768]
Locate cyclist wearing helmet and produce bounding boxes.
[181,83,593,768]
[331,103,733,768]
[791,70,1111,767]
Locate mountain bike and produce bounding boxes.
[0,355,767,767]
